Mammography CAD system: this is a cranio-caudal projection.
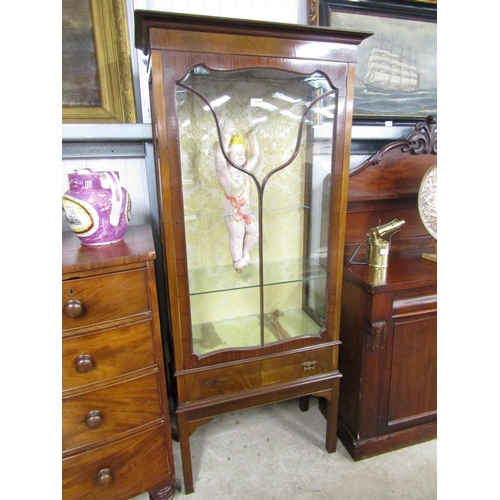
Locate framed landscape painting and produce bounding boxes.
[62,0,136,123]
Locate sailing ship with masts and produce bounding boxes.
[362,35,421,94]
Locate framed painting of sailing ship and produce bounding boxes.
[314,0,437,120]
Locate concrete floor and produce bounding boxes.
[132,397,437,499]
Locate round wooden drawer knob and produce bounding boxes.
[63,299,84,318]
[96,468,113,486]
[85,410,103,429]
[74,354,94,373]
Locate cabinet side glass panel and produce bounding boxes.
[262,84,337,343]
[176,66,336,356]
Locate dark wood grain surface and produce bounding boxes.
[62,224,155,274]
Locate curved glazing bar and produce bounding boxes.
[178,66,336,181]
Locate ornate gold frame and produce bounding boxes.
[308,0,320,25]
[62,0,136,123]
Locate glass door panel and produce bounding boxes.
[176,65,337,356]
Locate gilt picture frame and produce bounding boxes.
[62,0,136,123]
[309,0,437,120]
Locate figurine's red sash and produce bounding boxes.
[225,192,253,224]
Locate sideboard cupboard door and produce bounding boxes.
[379,310,437,435]
[135,11,370,493]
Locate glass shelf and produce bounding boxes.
[188,257,326,296]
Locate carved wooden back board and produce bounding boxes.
[344,116,437,258]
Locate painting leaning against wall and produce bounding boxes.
[62,0,101,108]
[335,13,436,118]
[312,0,437,120]
[62,0,137,123]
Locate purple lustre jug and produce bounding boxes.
[62,169,131,246]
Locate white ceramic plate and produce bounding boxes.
[418,162,437,240]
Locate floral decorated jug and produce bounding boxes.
[62,169,131,246]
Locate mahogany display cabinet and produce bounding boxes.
[135,11,370,493]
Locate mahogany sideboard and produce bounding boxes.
[62,224,175,499]
[337,117,437,460]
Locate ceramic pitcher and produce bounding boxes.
[62,168,131,246]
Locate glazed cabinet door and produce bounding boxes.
[153,53,349,367]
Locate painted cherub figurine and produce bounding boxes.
[215,127,260,272]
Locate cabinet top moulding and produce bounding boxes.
[134,10,372,62]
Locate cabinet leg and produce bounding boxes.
[325,380,340,453]
[150,484,175,500]
[177,413,195,494]
[299,395,310,412]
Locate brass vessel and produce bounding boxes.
[350,218,405,269]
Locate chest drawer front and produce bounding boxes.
[62,424,170,500]
[62,320,156,391]
[182,346,336,403]
[62,373,163,453]
[62,269,150,331]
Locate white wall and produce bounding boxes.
[132,0,306,121]
[62,1,307,232]
[133,0,306,24]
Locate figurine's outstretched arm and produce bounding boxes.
[245,127,260,170]
[214,125,233,194]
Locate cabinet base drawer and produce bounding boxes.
[62,425,172,500]
[179,346,336,403]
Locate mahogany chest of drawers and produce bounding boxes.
[62,225,175,500]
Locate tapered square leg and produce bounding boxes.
[299,395,310,412]
[177,413,194,494]
[325,379,340,453]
